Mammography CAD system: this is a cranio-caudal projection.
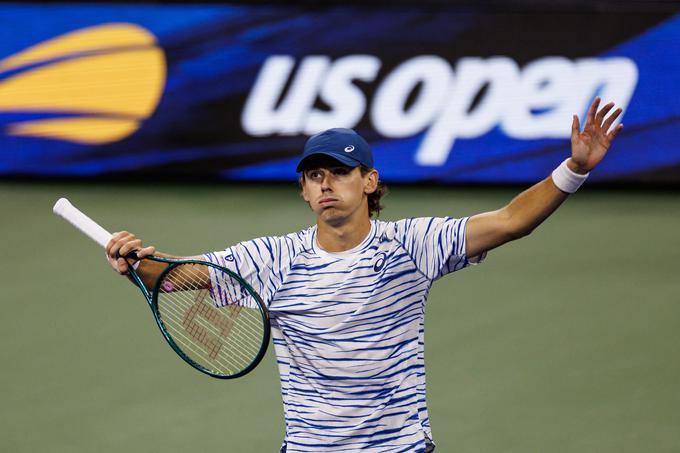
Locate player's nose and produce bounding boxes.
[320,171,332,190]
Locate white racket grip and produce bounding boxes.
[53,198,113,249]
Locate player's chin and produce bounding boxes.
[317,207,346,224]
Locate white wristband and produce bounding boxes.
[551,158,589,193]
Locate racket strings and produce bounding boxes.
[155,263,265,376]
[158,271,262,373]
[162,265,263,344]
[160,291,260,369]
[160,266,262,362]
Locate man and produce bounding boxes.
[107,97,623,452]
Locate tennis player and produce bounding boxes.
[107,97,623,452]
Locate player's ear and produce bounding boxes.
[363,168,379,195]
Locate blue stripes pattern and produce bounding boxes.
[205,217,480,452]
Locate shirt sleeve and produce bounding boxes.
[203,235,285,307]
[394,216,485,281]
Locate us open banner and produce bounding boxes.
[0,4,678,183]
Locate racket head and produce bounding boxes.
[150,259,270,379]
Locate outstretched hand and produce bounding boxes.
[569,97,624,174]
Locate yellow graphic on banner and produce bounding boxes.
[0,23,166,144]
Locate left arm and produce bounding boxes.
[465,97,624,258]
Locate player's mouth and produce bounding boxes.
[319,197,338,207]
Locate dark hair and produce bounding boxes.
[360,166,387,218]
[299,166,388,218]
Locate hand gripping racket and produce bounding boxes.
[53,198,270,379]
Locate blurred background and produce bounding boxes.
[1,0,679,451]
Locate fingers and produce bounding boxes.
[119,238,143,259]
[106,231,132,259]
[586,96,600,125]
[106,231,133,273]
[105,231,152,274]
[571,114,581,140]
[602,107,623,133]
[586,98,624,138]
[106,253,120,272]
[595,101,615,125]
[137,245,156,259]
[608,123,624,141]
[105,253,130,274]
[117,257,129,274]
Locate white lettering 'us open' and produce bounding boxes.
[241,55,638,166]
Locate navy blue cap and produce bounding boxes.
[296,128,373,172]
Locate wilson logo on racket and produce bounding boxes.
[182,288,239,359]
[0,23,166,145]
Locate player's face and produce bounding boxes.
[301,163,377,226]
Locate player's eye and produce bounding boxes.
[331,167,351,176]
[306,170,323,180]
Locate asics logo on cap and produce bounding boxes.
[344,145,354,152]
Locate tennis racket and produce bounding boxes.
[53,198,270,379]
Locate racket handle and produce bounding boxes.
[53,198,113,249]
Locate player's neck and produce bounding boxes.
[316,214,371,253]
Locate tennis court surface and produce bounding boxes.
[2,181,679,452]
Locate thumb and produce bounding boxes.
[117,257,129,274]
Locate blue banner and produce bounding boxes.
[0,4,678,183]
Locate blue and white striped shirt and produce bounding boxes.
[205,217,481,452]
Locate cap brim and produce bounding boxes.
[296,152,360,172]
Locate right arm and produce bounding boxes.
[105,231,202,290]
